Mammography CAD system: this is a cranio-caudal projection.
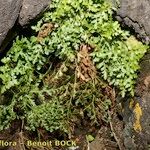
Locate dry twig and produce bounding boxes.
[108,111,123,150]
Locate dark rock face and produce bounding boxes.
[122,51,150,150]
[0,0,51,50]
[19,0,51,26]
[0,0,22,47]
[117,2,150,147]
[116,0,150,43]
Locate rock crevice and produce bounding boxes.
[116,0,150,43]
[0,0,51,51]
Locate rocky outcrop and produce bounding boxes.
[116,2,150,148]
[0,0,51,51]
[122,51,150,150]
[116,0,150,43]
[0,0,22,47]
[19,0,50,26]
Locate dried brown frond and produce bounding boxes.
[37,23,54,42]
[76,44,97,82]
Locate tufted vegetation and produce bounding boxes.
[0,0,148,133]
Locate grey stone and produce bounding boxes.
[116,0,150,43]
[122,51,150,150]
[0,0,51,51]
[19,0,51,26]
[0,0,22,49]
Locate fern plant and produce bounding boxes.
[35,0,148,97]
[91,36,148,97]
[0,0,148,133]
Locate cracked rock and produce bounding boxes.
[0,0,51,51]
[122,51,150,150]
[116,0,150,43]
[0,0,22,49]
[19,0,51,26]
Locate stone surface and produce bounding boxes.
[116,2,150,147]
[0,0,22,49]
[19,0,51,26]
[0,0,51,51]
[122,51,150,150]
[116,0,150,43]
